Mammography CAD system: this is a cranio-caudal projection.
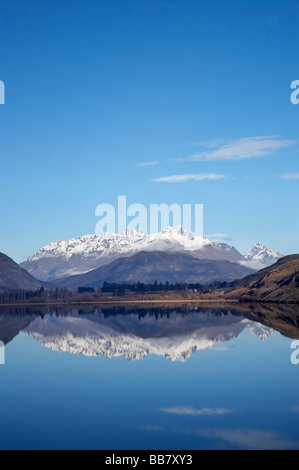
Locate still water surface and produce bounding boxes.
[0,303,298,450]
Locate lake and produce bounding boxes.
[0,302,299,450]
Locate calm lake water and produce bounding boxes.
[0,303,299,450]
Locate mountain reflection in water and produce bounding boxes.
[1,303,298,362]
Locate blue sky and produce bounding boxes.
[0,0,299,263]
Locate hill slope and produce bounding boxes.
[229,255,299,303]
[54,250,254,290]
[0,253,43,291]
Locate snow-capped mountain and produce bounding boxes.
[25,310,274,362]
[20,226,245,281]
[242,242,283,270]
[20,226,283,282]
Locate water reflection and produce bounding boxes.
[1,303,298,361]
[1,302,299,450]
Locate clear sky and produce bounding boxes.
[0,0,298,263]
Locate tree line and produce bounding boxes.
[99,280,230,296]
[0,279,231,303]
[0,287,73,304]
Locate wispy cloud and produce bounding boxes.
[135,161,159,167]
[159,406,234,416]
[152,173,226,183]
[280,173,299,180]
[206,233,232,241]
[187,136,295,161]
[196,428,299,450]
[141,425,165,432]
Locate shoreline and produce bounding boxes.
[1,298,298,307]
[0,298,239,307]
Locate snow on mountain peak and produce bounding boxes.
[161,225,192,236]
[244,242,283,261]
[241,242,283,270]
[21,227,251,281]
[27,227,212,262]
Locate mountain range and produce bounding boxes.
[20,226,283,282]
[0,227,287,295]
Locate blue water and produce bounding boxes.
[0,306,299,450]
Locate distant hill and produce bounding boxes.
[0,252,43,291]
[54,250,255,290]
[228,255,299,303]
